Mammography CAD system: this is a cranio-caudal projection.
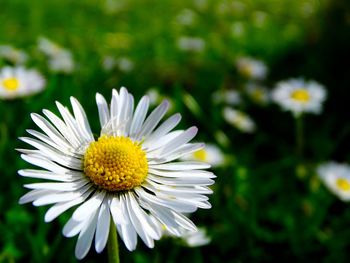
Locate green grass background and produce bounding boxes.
[1,0,350,262]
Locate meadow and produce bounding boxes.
[1,0,350,262]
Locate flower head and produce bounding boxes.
[180,228,211,247]
[318,162,350,201]
[212,89,241,106]
[177,36,205,53]
[38,37,75,74]
[236,56,267,80]
[245,82,270,105]
[272,78,327,116]
[181,144,225,167]
[223,107,256,133]
[18,87,214,259]
[0,45,28,65]
[0,66,45,100]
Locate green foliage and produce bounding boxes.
[1,0,350,262]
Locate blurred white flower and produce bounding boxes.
[223,107,256,133]
[0,66,45,99]
[212,89,241,106]
[175,9,197,26]
[103,56,134,73]
[38,37,75,74]
[236,56,268,80]
[0,45,28,65]
[318,162,350,201]
[181,228,211,247]
[182,144,225,167]
[231,22,245,38]
[271,78,327,116]
[177,36,205,53]
[246,82,270,105]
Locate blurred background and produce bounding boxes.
[1,0,350,262]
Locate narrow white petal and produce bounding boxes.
[148,168,215,179]
[147,174,214,186]
[96,93,110,129]
[75,209,99,260]
[129,96,149,137]
[95,198,111,253]
[72,190,106,221]
[19,189,54,204]
[149,161,210,170]
[118,211,137,251]
[18,169,79,182]
[136,100,169,140]
[45,188,93,222]
[63,217,86,237]
[24,179,88,191]
[70,97,94,142]
[109,195,127,225]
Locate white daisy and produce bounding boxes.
[181,144,225,167]
[0,45,28,65]
[0,66,45,100]
[272,78,327,116]
[245,82,270,105]
[177,36,205,53]
[18,87,214,259]
[180,228,210,247]
[236,56,267,80]
[318,162,350,201]
[212,89,241,106]
[223,107,256,133]
[38,37,75,74]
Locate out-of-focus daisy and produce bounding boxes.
[102,56,134,73]
[245,82,270,105]
[181,144,225,167]
[38,37,75,74]
[236,56,267,80]
[223,107,256,133]
[180,228,211,247]
[18,87,214,259]
[175,9,197,26]
[271,78,327,116]
[0,45,28,65]
[177,36,205,53]
[0,66,45,100]
[212,89,241,106]
[318,162,350,201]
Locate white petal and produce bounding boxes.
[136,100,169,140]
[95,198,110,253]
[70,97,94,142]
[109,195,127,225]
[129,96,149,138]
[72,190,106,221]
[96,93,110,129]
[148,168,215,179]
[147,174,214,186]
[18,169,78,182]
[75,209,99,260]
[19,189,54,204]
[149,161,210,170]
[45,189,93,222]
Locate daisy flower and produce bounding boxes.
[271,78,326,116]
[181,144,225,167]
[236,56,267,80]
[38,37,75,74]
[212,89,241,106]
[245,82,270,105]
[318,162,350,201]
[180,228,211,247]
[0,66,45,100]
[0,45,28,65]
[18,87,214,259]
[223,107,256,133]
[177,36,205,53]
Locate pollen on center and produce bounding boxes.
[83,136,148,192]
[290,88,310,103]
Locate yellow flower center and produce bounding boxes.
[290,89,310,103]
[2,77,20,91]
[241,65,253,78]
[252,89,264,102]
[84,136,148,192]
[336,178,350,192]
[193,149,208,161]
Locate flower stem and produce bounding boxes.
[295,114,304,157]
[108,220,120,263]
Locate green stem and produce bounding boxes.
[108,220,120,263]
[295,114,304,157]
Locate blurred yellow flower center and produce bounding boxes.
[241,65,253,77]
[2,77,19,91]
[84,136,148,192]
[252,89,264,102]
[193,149,208,161]
[336,178,350,191]
[291,89,310,103]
